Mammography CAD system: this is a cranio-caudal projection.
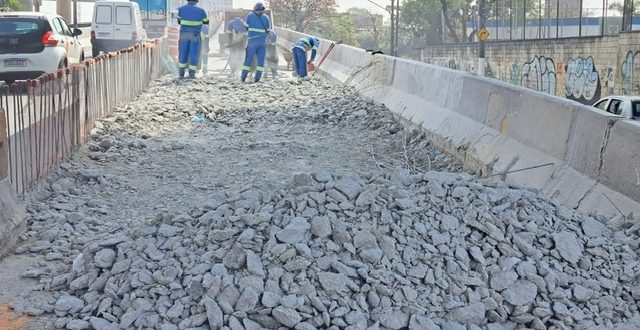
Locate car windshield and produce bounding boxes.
[0,17,47,36]
[632,101,640,118]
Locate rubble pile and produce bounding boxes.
[7,76,639,330]
[37,171,640,329]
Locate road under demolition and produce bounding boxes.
[0,75,639,330]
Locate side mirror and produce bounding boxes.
[73,28,83,36]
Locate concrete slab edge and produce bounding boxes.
[0,178,26,258]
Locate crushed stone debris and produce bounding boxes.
[3,76,640,330]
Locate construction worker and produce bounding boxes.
[177,0,209,79]
[226,17,248,76]
[291,35,320,79]
[241,2,270,83]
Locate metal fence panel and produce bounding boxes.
[0,38,167,195]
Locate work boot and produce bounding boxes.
[178,68,186,79]
[188,70,196,79]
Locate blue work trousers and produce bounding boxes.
[292,46,308,78]
[178,31,201,77]
[241,42,266,82]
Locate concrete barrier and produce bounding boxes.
[599,120,640,202]
[276,27,640,218]
[0,108,26,258]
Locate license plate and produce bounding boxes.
[3,59,27,67]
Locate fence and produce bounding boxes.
[0,37,168,195]
[457,0,640,42]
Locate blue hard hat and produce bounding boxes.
[254,2,265,10]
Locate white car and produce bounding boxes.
[0,12,84,84]
[593,96,640,120]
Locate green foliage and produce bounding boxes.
[400,0,443,44]
[1,0,23,10]
[270,0,337,32]
[309,12,359,47]
[347,7,387,51]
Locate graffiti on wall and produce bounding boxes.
[509,64,520,86]
[428,58,477,73]
[426,53,617,101]
[622,51,640,95]
[601,68,615,95]
[564,56,601,104]
[521,56,557,94]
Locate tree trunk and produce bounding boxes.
[439,0,460,43]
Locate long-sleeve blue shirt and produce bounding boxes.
[294,36,319,62]
[177,2,208,33]
[246,11,270,45]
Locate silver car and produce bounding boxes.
[593,96,640,120]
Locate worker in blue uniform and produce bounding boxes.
[291,36,320,79]
[241,2,270,83]
[177,0,209,78]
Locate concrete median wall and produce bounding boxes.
[276,28,640,218]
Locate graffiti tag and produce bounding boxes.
[521,56,557,94]
[621,51,640,95]
[564,56,601,104]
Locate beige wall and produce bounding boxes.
[417,32,640,105]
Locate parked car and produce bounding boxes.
[0,12,84,84]
[593,96,640,120]
[90,0,147,58]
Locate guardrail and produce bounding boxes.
[0,37,168,195]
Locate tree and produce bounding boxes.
[0,0,22,10]
[309,12,359,47]
[270,0,337,32]
[346,7,387,50]
[400,0,444,45]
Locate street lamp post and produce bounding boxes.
[478,0,486,76]
[365,0,400,55]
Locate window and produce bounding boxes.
[607,99,623,116]
[95,5,112,24]
[51,18,64,34]
[632,101,640,118]
[57,18,73,36]
[0,18,45,35]
[116,6,132,25]
[594,100,608,111]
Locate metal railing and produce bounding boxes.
[0,37,168,195]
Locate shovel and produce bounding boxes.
[312,40,343,77]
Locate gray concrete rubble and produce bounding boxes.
[3,76,640,330]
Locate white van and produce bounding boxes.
[90,0,147,57]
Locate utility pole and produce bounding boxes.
[19,0,33,11]
[57,0,72,22]
[478,0,486,76]
[394,0,400,56]
[623,0,633,31]
[73,0,78,27]
[364,0,398,55]
[390,0,395,56]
